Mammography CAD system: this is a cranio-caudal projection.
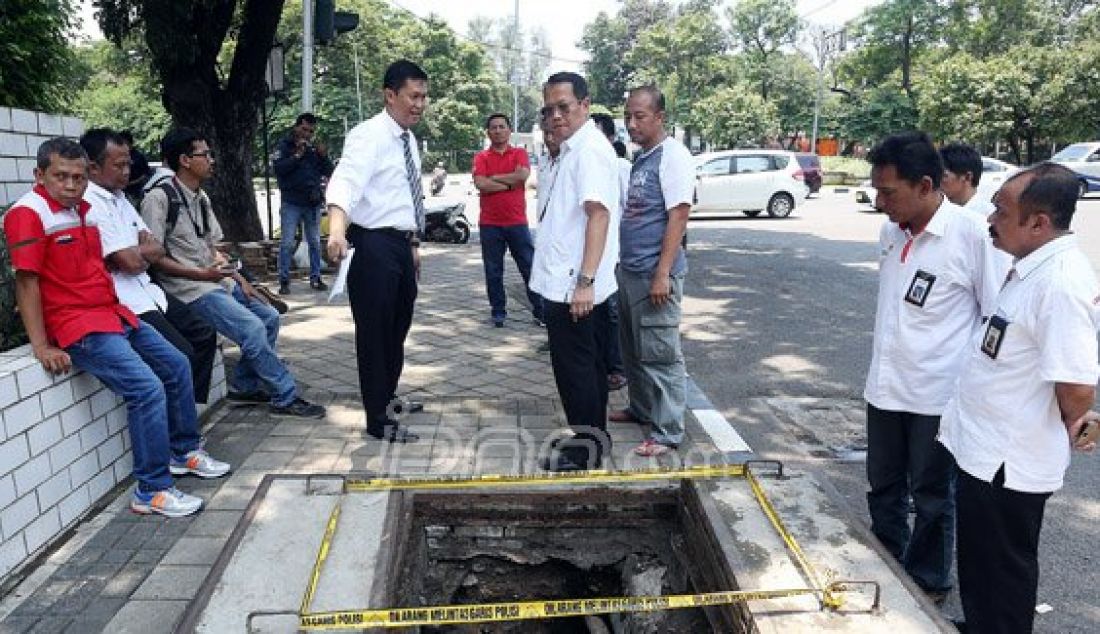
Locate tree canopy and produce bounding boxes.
[0,0,79,111]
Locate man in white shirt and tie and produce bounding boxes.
[326,59,428,444]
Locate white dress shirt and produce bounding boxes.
[85,181,167,315]
[530,119,621,304]
[864,198,1011,414]
[325,109,420,231]
[939,235,1100,493]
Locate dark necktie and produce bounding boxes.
[400,131,426,234]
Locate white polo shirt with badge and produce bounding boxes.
[530,119,620,305]
[939,235,1100,493]
[85,181,167,315]
[864,198,1011,415]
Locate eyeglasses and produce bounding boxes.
[188,150,215,160]
[540,100,580,120]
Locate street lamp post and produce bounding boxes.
[302,0,314,112]
[810,28,845,154]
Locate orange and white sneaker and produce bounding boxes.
[633,439,674,457]
[170,449,231,479]
[130,487,203,518]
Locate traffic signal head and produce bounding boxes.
[315,0,359,45]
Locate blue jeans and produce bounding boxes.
[66,322,201,494]
[190,284,297,407]
[865,404,956,591]
[278,202,323,283]
[479,224,543,321]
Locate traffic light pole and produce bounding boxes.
[302,0,314,112]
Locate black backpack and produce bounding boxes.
[156,180,211,255]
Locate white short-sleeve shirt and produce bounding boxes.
[939,235,1100,493]
[85,181,167,315]
[864,198,1011,414]
[530,119,621,304]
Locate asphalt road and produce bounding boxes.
[679,189,1100,632]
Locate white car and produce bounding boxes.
[693,150,810,218]
[855,156,1019,212]
[1051,142,1100,197]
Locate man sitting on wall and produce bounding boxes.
[3,138,230,518]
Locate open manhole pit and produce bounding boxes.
[383,483,743,633]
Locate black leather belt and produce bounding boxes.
[348,225,414,242]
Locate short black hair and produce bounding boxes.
[544,71,588,101]
[940,142,983,187]
[36,137,86,170]
[295,112,318,126]
[79,128,128,165]
[1013,162,1079,230]
[627,85,666,113]
[383,59,428,92]
[591,113,616,141]
[119,130,135,145]
[867,131,943,188]
[485,113,511,129]
[160,127,208,172]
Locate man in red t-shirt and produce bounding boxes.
[3,138,229,519]
[472,113,543,327]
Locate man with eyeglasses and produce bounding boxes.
[143,128,325,419]
[530,71,621,471]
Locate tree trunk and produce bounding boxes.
[142,0,285,242]
[901,15,914,101]
[1007,135,1022,165]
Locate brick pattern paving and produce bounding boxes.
[0,241,719,633]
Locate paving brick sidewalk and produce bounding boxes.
[0,241,720,633]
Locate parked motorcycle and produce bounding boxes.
[424,200,470,244]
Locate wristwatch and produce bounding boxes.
[576,273,595,289]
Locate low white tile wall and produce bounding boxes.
[0,344,227,581]
[0,106,85,207]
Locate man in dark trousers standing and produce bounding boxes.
[325,59,428,443]
[531,71,620,471]
[274,112,335,295]
[472,112,541,328]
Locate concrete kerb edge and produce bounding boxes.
[772,459,957,632]
[0,399,233,618]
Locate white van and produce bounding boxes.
[693,150,810,218]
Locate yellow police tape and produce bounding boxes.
[300,463,843,629]
[345,463,748,492]
[299,587,831,629]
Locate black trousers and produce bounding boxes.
[865,404,955,591]
[347,226,417,431]
[544,299,611,465]
[957,466,1050,634]
[140,293,217,404]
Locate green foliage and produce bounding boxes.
[835,87,919,147]
[691,88,779,148]
[70,40,170,156]
[0,207,28,352]
[728,0,799,101]
[578,0,674,108]
[0,0,79,111]
[270,0,510,162]
[820,156,871,179]
[628,2,729,143]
